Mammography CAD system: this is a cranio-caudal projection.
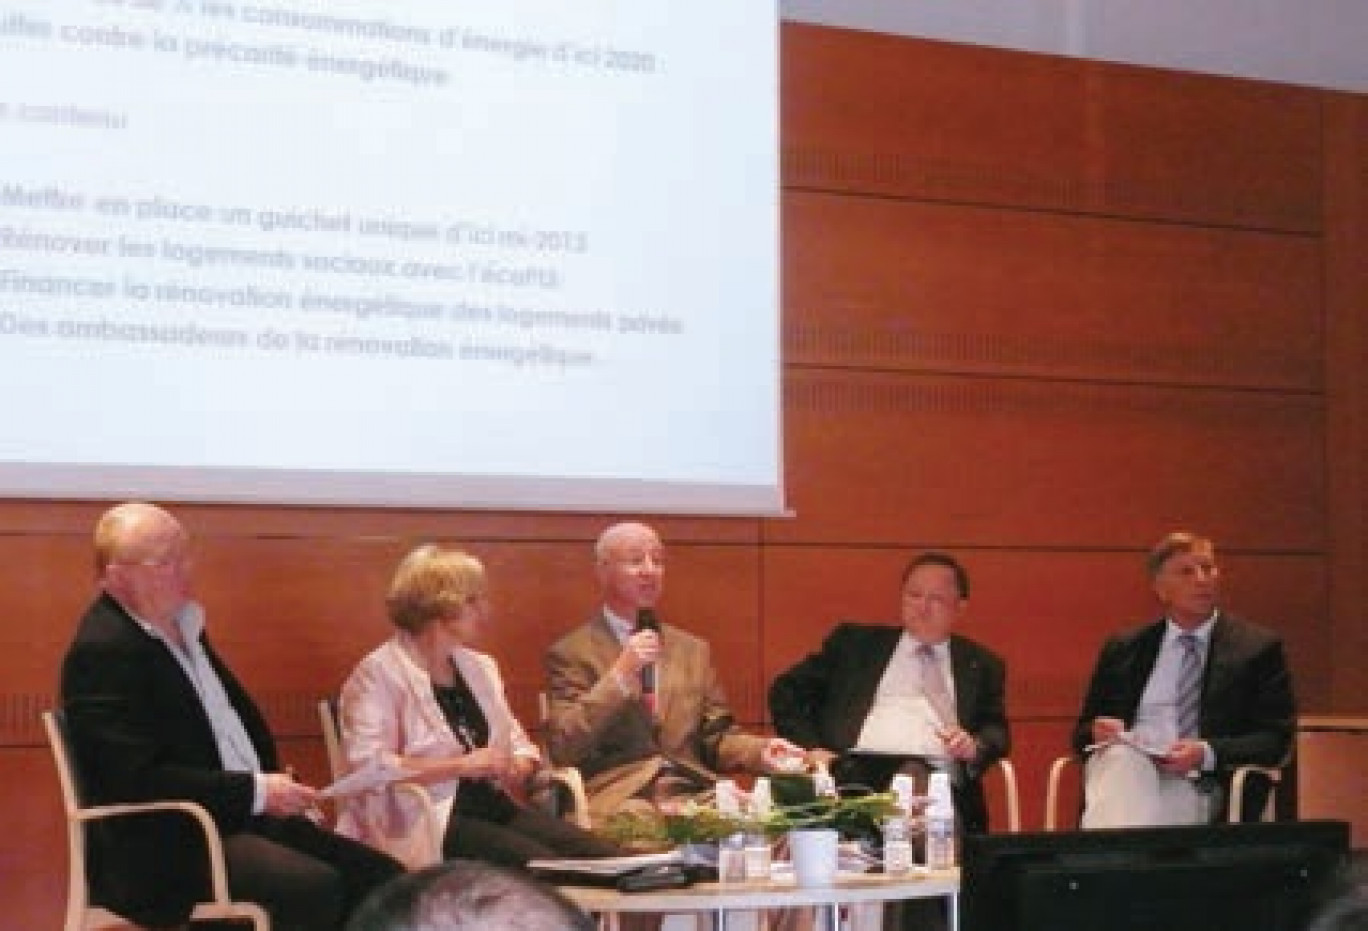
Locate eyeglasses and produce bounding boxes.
[609,553,664,571]
[902,590,958,609]
[116,554,191,571]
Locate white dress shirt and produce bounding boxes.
[854,634,955,757]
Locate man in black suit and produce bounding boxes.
[768,551,1009,835]
[1071,531,1296,827]
[60,502,403,930]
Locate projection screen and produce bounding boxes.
[0,1,783,515]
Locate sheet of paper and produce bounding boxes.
[1085,732,1170,759]
[318,759,417,799]
[528,850,683,877]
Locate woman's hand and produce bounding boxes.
[462,745,514,780]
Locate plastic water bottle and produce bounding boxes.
[749,776,772,817]
[718,831,747,883]
[924,772,956,870]
[882,816,913,876]
[812,764,837,799]
[715,778,742,815]
[743,778,773,881]
[743,829,771,881]
[889,773,917,816]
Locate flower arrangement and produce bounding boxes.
[601,773,906,849]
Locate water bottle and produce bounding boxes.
[715,778,742,815]
[812,764,837,799]
[750,776,773,817]
[718,832,747,883]
[743,778,773,881]
[889,773,917,816]
[924,772,956,870]
[882,816,913,876]
[743,828,772,881]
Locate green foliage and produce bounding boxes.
[600,790,901,848]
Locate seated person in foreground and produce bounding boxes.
[336,544,621,869]
[345,858,594,931]
[1071,531,1296,827]
[60,502,403,931]
[768,551,1010,834]
[544,521,806,825]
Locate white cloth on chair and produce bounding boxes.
[1080,743,1211,828]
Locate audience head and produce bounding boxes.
[95,501,194,626]
[1146,531,1220,628]
[899,551,969,645]
[594,521,664,616]
[345,859,594,931]
[385,544,489,643]
[1307,876,1368,931]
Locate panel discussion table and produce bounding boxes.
[558,867,960,931]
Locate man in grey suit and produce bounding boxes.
[768,551,1010,835]
[544,521,804,825]
[1072,531,1295,826]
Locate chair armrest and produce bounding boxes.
[533,766,592,830]
[986,757,1021,833]
[1228,763,1284,822]
[75,799,235,905]
[392,781,446,853]
[1044,754,1082,831]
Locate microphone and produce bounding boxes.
[634,608,660,715]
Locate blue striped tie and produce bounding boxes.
[1174,634,1203,738]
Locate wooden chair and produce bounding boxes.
[42,709,270,931]
[316,698,444,854]
[1043,750,1293,829]
[984,757,1022,833]
[536,692,593,829]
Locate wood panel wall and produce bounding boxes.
[1,23,1363,927]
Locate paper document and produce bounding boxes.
[1086,732,1171,759]
[528,850,683,877]
[319,759,417,799]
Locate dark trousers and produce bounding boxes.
[442,806,621,868]
[226,816,403,931]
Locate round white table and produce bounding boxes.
[559,868,960,931]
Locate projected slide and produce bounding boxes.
[0,1,781,514]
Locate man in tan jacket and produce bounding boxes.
[544,521,804,825]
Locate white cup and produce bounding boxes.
[788,828,839,887]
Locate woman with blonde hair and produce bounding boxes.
[336,544,619,869]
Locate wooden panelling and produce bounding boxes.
[0,498,759,544]
[1087,64,1323,231]
[3,747,71,930]
[782,24,1093,210]
[775,370,1325,549]
[784,192,1323,390]
[1,533,764,741]
[1322,92,1368,712]
[761,547,1329,722]
[781,23,1322,231]
[1298,719,1368,847]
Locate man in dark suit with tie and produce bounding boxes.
[60,502,403,930]
[768,551,1010,835]
[1071,531,1296,826]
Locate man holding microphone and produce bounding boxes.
[544,521,805,825]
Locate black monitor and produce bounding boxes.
[961,820,1351,931]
